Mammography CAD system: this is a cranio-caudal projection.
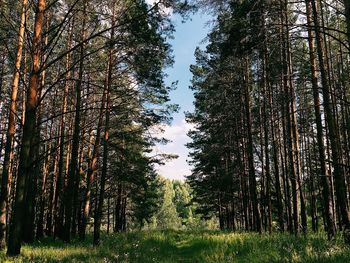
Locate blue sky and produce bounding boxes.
[153,11,212,180]
[166,13,210,122]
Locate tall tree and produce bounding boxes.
[7,0,46,256]
[310,0,350,242]
[0,0,28,249]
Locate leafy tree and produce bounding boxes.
[156,178,182,229]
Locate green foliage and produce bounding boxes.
[155,178,182,229]
[143,178,206,230]
[1,231,349,262]
[130,175,164,228]
[173,180,193,224]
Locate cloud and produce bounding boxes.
[153,119,194,180]
[162,119,193,140]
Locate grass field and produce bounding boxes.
[0,230,349,262]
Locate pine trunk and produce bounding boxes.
[63,3,86,242]
[311,0,350,243]
[305,0,336,238]
[0,0,28,249]
[7,0,46,256]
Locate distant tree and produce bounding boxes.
[173,180,193,224]
[156,178,182,229]
[131,175,163,229]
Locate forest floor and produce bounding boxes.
[0,230,350,262]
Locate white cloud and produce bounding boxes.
[162,119,193,140]
[152,119,194,181]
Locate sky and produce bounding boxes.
[152,10,212,181]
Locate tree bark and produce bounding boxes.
[243,58,261,233]
[0,0,28,249]
[7,0,46,256]
[93,38,113,247]
[311,0,350,243]
[342,0,350,45]
[63,2,86,242]
[305,0,336,239]
[80,88,107,239]
[53,20,73,239]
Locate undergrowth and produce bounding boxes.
[0,230,349,262]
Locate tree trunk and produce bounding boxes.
[305,0,335,239]
[53,20,73,240]
[243,58,261,233]
[0,0,28,249]
[7,0,46,256]
[93,38,113,247]
[342,0,350,45]
[22,20,48,243]
[80,88,107,239]
[63,3,86,242]
[311,0,350,243]
[114,185,122,232]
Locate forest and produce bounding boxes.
[0,0,350,262]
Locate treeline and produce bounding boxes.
[139,177,219,231]
[187,0,350,242]
[134,178,196,230]
[0,0,190,256]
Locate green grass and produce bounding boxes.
[0,230,349,262]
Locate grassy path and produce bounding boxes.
[0,230,349,262]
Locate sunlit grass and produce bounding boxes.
[0,230,349,262]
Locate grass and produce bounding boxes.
[0,230,349,262]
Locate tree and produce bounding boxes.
[156,179,182,229]
[7,0,46,255]
[0,0,191,256]
[0,0,28,249]
[187,0,350,242]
